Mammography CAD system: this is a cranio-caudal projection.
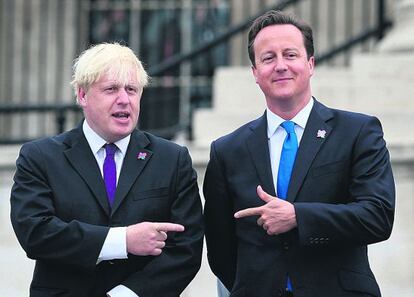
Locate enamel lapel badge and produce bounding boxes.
[317,129,327,139]
[137,152,147,160]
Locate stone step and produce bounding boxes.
[194,109,263,147]
[195,53,414,147]
[212,67,265,112]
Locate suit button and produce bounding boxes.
[282,241,289,250]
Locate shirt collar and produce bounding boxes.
[82,120,130,156]
[267,97,314,138]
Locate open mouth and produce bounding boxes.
[112,112,130,119]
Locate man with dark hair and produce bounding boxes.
[204,10,394,297]
[247,10,315,64]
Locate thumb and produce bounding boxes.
[257,185,274,203]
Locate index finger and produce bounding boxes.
[154,222,185,233]
[234,207,263,219]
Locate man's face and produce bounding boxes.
[78,69,142,143]
[252,24,314,108]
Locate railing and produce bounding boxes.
[0,103,81,145]
[315,19,392,64]
[0,101,182,144]
[0,0,392,144]
[148,0,301,76]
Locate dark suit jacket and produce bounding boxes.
[10,124,203,297]
[203,100,395,297]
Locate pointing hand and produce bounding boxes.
[234,185,297,235]
[126,222,185,256]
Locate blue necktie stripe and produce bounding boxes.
[277,120,298,292]
[277,121,298,200]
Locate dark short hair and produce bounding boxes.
[248,10,314,66]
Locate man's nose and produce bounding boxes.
[274,59,288,72]
[116,88,129,104]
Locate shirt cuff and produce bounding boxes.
[98,227,128,262]
[107,285,139,297]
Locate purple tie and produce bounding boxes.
[103,143,117,207]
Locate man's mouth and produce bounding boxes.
[112,112,130,118]
[274,77,292,82]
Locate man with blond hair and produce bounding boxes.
[11,43,203,297]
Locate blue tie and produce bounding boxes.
[277,121,298,200]
[277,120,298,292]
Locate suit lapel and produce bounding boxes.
[111,130,152,214]
[63,126,110,215]
[288,100,334,201]
[246,113,276,196]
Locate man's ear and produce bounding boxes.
[308,56,315,76]
[77,87,87,106]
[251,65,259,84]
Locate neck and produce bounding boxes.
[266,94,311,120]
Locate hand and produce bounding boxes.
[126,222,185,256]
[234,185,297,235]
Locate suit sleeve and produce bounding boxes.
[122,146,204,297]
[203,141,237,291]
[10,142,109,271]
[295,116,395,246]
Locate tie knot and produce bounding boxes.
[281,121,295,133]
[105,143,117,156]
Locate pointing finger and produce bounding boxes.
[154,223,185,233]
[234,206,263,219]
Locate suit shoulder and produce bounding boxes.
[315,100,376,123]
[21,132,67,150]
[328,108,382,131]
[19,128,80,158]
[331,108,376,121]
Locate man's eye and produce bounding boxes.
[127,87,137,94]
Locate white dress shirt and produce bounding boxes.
[83,120,139,297]
[267,98,314,196]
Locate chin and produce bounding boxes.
[108,130,132,142]
[274,93,294,101]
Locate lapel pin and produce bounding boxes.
[317,129,326,139]
[137,152,147,160]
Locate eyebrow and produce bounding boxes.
[102,81,138,87]
[283,47,299,52]
[125,84,139,89]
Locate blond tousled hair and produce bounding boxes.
[71,43,149,99]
